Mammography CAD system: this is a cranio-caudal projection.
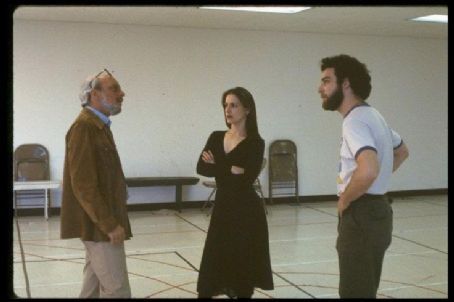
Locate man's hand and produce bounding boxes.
[338,149,379,217]
[108,225,125,245]
[337,197,350,218]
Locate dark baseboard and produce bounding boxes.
[127,201,207,212]
[387,188,448,197]
[12,188,448,217]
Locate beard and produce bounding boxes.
[101,98,122,116]
[322,86,344,111]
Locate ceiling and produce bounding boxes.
[13,5,448,39]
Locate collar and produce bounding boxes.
[343,102,370,119]
[86,106,112,128]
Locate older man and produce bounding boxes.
[60,69,132,298]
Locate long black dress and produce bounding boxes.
[196,131,274,297]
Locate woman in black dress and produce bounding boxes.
[196,87,274,298]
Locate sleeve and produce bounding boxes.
[196,131,229,178]
[343,118,377,160]
[67,123,118,234]
[229,138,265,188]
[390,128,403,149]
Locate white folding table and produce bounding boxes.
[13,180,61,220]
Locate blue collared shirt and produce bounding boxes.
[86,106,112,128]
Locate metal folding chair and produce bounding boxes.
[13,144,51,213]
[268,140,299,204]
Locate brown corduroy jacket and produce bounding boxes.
[60,108,132,241]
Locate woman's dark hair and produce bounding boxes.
[320,54,372,100]
[221,87,261,139]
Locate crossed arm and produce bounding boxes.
[201,150,244,174]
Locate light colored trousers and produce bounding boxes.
[79,240,131,298]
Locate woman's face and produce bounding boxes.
[224,94,249,126]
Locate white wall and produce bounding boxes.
[13,20,448,207]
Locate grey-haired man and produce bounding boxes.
[60,69,132,298]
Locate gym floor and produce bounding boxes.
[12,194,447,298]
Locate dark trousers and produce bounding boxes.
[336,194,393,298]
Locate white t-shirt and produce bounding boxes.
[337,104,402,195]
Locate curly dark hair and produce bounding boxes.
[320,54,372,100]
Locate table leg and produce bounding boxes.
[45,189,48,220]
[13,191,17,212]
[176,185,182,213]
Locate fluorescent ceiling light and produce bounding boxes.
[410,14,448,24]
[199,6,311,14]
